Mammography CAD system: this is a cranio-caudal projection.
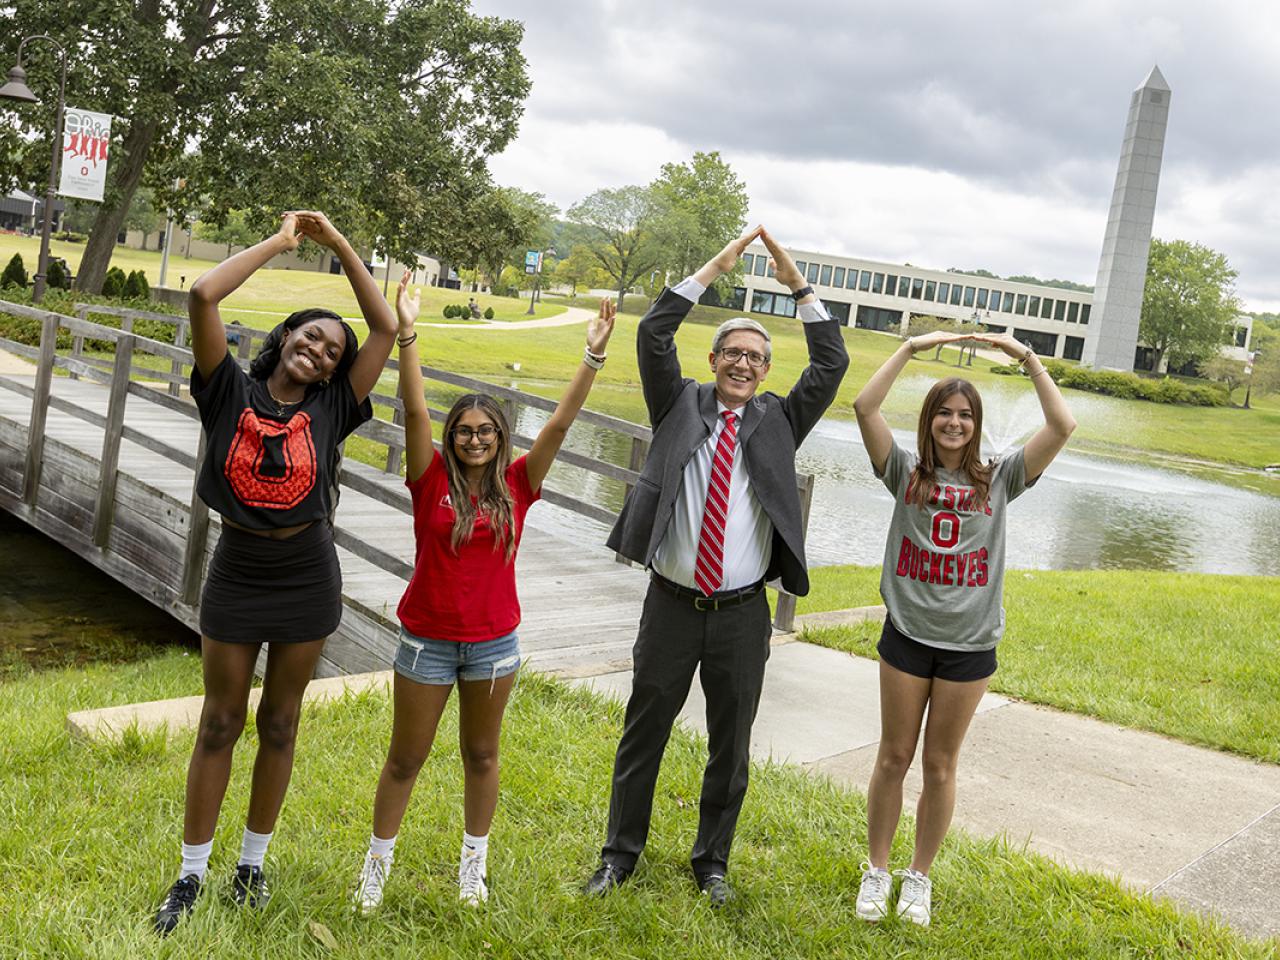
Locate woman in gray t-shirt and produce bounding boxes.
[849,330,1076,927]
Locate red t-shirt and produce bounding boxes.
[396,450,540,642]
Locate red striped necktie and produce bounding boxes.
[693,410,738,596]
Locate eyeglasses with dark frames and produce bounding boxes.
[452,424,498,443]
[718,346,769,368]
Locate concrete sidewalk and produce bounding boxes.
[568,612,1280,943]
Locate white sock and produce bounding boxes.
[462,831,488,861]
[238,828,273,869]
[369,833,397,859]
[180,840,213,882]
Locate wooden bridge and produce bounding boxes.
[0,300,811,678]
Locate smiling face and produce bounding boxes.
[450,406,501,473]
[709,330,770,407]
[930,393,976,463]
[281,319,346,384]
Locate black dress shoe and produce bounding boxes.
[583,862,631,896]
[698,873,735,908]
[154,874,201,936]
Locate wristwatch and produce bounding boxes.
[790,285,814,300]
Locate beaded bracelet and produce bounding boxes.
[583,347,606,370]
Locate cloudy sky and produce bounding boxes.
[473,0,1280,311]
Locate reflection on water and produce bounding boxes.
[518,381,1280,576]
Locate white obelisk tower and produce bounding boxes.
[1082,66,1171,370]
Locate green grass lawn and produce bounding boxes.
[0,652,1268,959]
[790,566,1280,764]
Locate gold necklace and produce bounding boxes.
[266,385,302,416]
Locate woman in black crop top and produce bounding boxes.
[153,212,395,935]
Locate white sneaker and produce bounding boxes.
[458,849,488,905]
[354,852,393,915]
[894,868,931,927]
[855,862,892,921]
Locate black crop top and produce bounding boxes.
[191,351,372,529]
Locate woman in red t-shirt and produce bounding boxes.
[354,272,616,911]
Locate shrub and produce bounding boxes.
[101,267,127,298]
[442,304,456,318]
[53,231,86,243]
[1,253,27,289]
[45,258,70,290]
[123,270,150,300]
[483,307,495,320]
[995,360,1229,406]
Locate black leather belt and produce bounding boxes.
[650,571,765,612]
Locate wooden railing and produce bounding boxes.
[0,300,811,631]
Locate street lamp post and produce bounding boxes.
[0,36,69,304]
[1244,350,1262,410]
[525,247,555,316]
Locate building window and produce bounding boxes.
[1028,295,1040,316]
[795,261,807,275]
[886,273,898,295]
[911,277,924,299]
[1015,294,1028,315]
[860,270,872,291]
[938,282,950,304]
[924,280,936,301]
[819,264,833,287]
[949,284,962,305]
[872,272,884,294]
[897,276,910,296]
[699,286,747,310]
[778,295,797,318]
[1063,336,1084,361]
[752,291,775,314]
[833,267,846,288]
[976,288,989,309]
[848,269,860,289]
[1054,300,1066,321]
[856,305,903,331]
[1067,302,1080,323]
[1040,298,1054,319]
[1002,292,1015,312]
[963,286,976,307]
[1014,327,1057,356]
[984,324,1007,334]
[1079,304,1090,324]
[741,253,753,272]
[754,256,767,276]
[807,262,820,283]
[825,300,851,325]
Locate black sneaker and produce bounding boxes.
[154,874,201,936]
[231,864,271,908]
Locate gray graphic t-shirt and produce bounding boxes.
[875,441,1036,651]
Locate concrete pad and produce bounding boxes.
[1154,801,1280,940]
[810,701,1280,892]
[568,641,1006,765]
[66,670,393,741]
[794,604,886,631]
[0,347,35,375]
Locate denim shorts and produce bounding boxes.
[393,627,521,687]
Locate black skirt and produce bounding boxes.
[200,520,343,643]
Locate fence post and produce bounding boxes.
[93,334,134,547]
[181,432,211,606]
[237,333,252,366]
[772,472,815,633]
[22,314,60,507]
[69,304,88,380]
[169,319,187,398]
[615,435,650,565]
[385,405,405,474]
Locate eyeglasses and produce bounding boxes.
[719,347,769,368]
[452,425,498,443]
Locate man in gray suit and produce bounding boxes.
[584,226,849,905]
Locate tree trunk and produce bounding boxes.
[616,284,627,315]
[75,119,160,293]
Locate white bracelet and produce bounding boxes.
[583,347,605,370]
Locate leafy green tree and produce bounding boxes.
[567,185,664,314]
[1,254,27,289]
[1140,239,1241,372]
[124,188,163,250]
[1200,355,1247,405]
[553,244,608,297]
[1,0,529,293]
[1243,323,1279,408]
[649,151,749,292]
[195,209,259,259]
[453,187,557,290]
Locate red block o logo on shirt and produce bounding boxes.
[224,408,318,509]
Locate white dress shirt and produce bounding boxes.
[649,276,831,590]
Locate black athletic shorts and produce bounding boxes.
[877,614,997,683]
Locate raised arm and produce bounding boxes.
[638,226,762,424]
[525,298,616,492]
[293,211,397,403]
[853,332,971,474]
[394,271,434,484]
[759,228,850,442]
[980,333,1076,481]
[187,215,301,379]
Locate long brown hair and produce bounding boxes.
[442,394,516,561]
[907,377,993,509]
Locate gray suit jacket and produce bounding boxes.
[606,288,849,596]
